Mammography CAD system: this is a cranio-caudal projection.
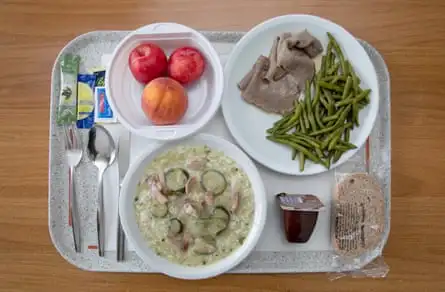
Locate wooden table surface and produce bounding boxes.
[1,0,445,291]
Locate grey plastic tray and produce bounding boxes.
[49,30,391,273]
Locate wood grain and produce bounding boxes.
[1,0,445,291]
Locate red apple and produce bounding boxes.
[129,43,168,84]
[167,47,205,85]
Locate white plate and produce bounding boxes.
[222,14,379,175]
[119,133,267,279]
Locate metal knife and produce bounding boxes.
[117,131,131,261]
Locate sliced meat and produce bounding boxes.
[238,30,322,114]
[238,55,307,115]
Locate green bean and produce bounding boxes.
[295,124,301,132]
[333,150,344,163]
[267,115,290,133]
[344,60,351,77]
[267,136,320,162]
[331,76,342,85]
[322,114,339,123]
[338,140,357,149]
[324,157,331,169]
[273,134,319,149]
[352,103,359,126]
[326,40,333,65]
[327,62,340,76]
[320,122,353,149]
[276,103,303,134]
[315,147,324,159]
[314,103,325,129]
[341,76,353,100]
[318,81,343,93]
[292,132,323,144]
[299,152,305,172]
[335,94,354,107]
[328,131,342,151]
[302,106,310,129]
[308,112,318,132]
[305,80,312,110]
[322,89,335,104]
[321,75,347,82]
[344,128,350,142]
[354,89,371,103]
[292,148,297,160]
[310,120,345,137]
[333,145,351,152]
[312,83,321,108]
[320,56,327,78]
[327,32,346,75]
[335,105,352,126]
[319,94,331,112]
[350,69,360,95]
[299,116,307,133]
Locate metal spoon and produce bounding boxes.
[87,125,117,257]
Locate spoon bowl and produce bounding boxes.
[87,125,117,256]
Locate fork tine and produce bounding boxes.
[63,125,71,149]
[72,125,82,149]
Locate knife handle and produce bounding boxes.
[116,212,125,261]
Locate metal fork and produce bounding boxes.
[63,124,83,253]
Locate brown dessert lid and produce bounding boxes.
[276,193,325,212]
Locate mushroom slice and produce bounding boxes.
[182,201,199,218]
[185,176,197,195]
[187,157,209,171]
[192,236,217,255]
[230,179,241,214]
[151,183,168,205]
[204,191,215,207]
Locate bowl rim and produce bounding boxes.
[119,133,267,279]
[105,22,224,141]
[222,14,380,176]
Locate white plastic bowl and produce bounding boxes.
[106,23,224,141]
[119,134,267,280]
[222,15,379,175]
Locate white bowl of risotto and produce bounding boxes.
[119,133,267,279]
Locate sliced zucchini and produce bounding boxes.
[188,219,209,237]
[192,236,217,255]
[169,218,183,235]
[150,202,168,218]
[213,206,230,223]
[208,218,229,235]
[165,168,190,193]
[200,170,227,196]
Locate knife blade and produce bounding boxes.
[117,131,131,261]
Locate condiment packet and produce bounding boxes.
[93,71,117,124]
[57,54,80,125]
[276,193,325,212]
[76,74,96,129]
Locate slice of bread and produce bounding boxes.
[332,173,385,258]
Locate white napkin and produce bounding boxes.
[101,124,161,251]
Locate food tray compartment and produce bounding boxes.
[49,30,391,273]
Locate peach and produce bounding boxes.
[141,77,188,125]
